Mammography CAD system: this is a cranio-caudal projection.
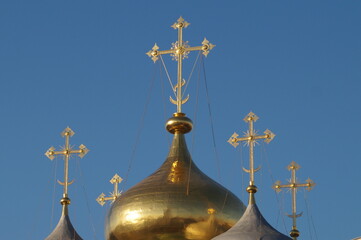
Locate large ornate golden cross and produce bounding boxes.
[45,127,89,199]
[273,161,315,239]
[146,16,215,113]
[228,112,275,187]
[96,174,123,206]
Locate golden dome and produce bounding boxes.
[105,114,246,240]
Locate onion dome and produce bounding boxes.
[105,113,246,240]
[45,201,83,240]
[212,192,291,240]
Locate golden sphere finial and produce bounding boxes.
[60,197,71,206]
[290,228,300,238]
[165,113,193,134]
[246,185,258,194]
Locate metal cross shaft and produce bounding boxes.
[45,127,89,199]
[96,174,123,206]
[228,112,275,186]
[273,161,315,239]
[146,16,215,113]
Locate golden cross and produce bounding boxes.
[45,127,89,200]
[273,161,315,240]
[96,174,123,206]
[146,16,215,113]
[228,112,275,188]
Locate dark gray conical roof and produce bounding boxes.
[212,197,291,240]
[45,205,83,240]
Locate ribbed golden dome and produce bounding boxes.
[105,115,246,240]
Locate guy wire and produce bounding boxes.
[261,142,288,232]
[123,63,157,190]
[186,55,202,196]
[76,157,98,240]
[201,55,221,180]
[160,55,175,97]
[50,156,58,230]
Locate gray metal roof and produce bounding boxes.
[45,213,83,240]
[212,202,291,240]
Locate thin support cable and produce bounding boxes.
[303,190,313,240]
[159,61,171,147]
[160,55,176,97]
[200,55,230,215]
[30,163,54,239]
[259,146,264,205]
[220,190,230,213]
[261,142,289,233]
[201,55,221,180]
[186,58,202,196]
[75,157,98,240]
[123,63,157,190]
[50,157,58,230]
[238,146,245,202]
[304,190,318,240]
[183,51,201,98]
[280,191,286,229]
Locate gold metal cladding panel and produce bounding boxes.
[105,134,245,240]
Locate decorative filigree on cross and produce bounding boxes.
[228,112,275,187]
[146,16,215,113]
[273,161,315,240]
[45,127,89,200]
[96,174,123,206]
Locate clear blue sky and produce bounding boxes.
[0,1,360,239]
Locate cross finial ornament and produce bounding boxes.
[96,174,123,206]
[228,112,275,191]
[45,127,89,202]
[273,161,315,240]
[146,16,215,113]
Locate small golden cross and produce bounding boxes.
[146,16,215,113]
[228,112,275,188]
[273,161,315,239]
[96,174,123,206]
[45,127,89,199]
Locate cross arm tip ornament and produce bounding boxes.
[45,146,56,160]
[96,193,106,206]
[227,132,239,148]
[171,16,190,29]
[110,174,123,184]
[61,127,75,137]
[201,38,215,57]
[78,144,89,158]
[264,129,275,143]
[288,161,300,171]
[244,112,259,123]
[305,178,316,191]
[146,43,160,63]
[272,180,282,193]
